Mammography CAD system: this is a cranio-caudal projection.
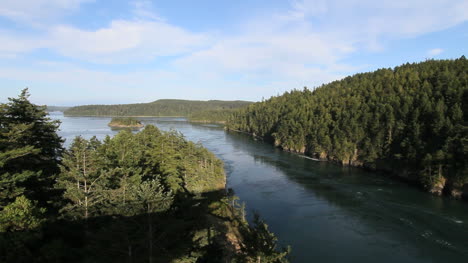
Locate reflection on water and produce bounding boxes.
[51,112,468,263]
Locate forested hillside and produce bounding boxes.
[45,106,70,112]
[227,57,468,198]
[64,99,252,117]
[1,90,289,262]
[188,109,238,123]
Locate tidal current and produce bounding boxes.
[51,112,468,263]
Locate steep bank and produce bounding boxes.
[227,57,468,199]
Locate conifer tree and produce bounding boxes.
[227,57,468,195]
[0,88,63,221]
[57,136,105,219]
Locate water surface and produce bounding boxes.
[51,112,468,263]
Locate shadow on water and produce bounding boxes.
[222,130,468,262]
[50,113,468,263]
[0,190,231,263]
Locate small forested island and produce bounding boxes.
[0,90,290,263]
[227,57,468,199]
[108,117,144,129]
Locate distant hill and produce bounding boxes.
[64,99,253,117]
[45,106,71,112]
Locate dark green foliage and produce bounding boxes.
[57,126,226,219]
[64,99,253,117]
[108,117,142,127]
[188,109,238,123]
[0,88,63,210]
[227,57,468,195]
[0,195,46,232]
[108,117,144,131]
[0,90,289,262]
[1,127,288,262]
[57,136,108,219]
[0,89,62,259]
[45,106,70,112]
[238,213,290,263]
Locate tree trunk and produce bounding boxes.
[85,195,88,219]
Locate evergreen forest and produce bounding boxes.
[108,117,144,129]
[0,90,289,263]
[189,109,239,124]
[45,106,70,112]
[64,99,252,118]
[227,57,468,198]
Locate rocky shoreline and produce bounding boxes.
[108,123,144,129]
[227,128,468,201]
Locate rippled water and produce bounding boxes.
[51,112,468,263]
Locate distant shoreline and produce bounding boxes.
[64,114,187,118]
[64,114,227,125]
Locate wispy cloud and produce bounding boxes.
[0,0,467,104]
[0,3,210,64]
[2,1,466,64]
[47,20,209,63]
[131,0,163,21]
[284,0,468,49]
[428,48,444,56]
[0,0,93,25]
[171,0,468,90]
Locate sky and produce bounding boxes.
[0,0,467,106]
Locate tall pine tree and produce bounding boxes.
[0,88,63,228]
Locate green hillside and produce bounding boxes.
[45,106,70,112]
[227,57,468,198]
[64,99,253,117]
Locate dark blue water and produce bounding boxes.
[51,112,468,263]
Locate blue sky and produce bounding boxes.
[0,0,467,105]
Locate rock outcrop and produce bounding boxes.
[428,176,447,196]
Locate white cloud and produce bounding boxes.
[0,0,93,24]
[171,0,468,93]
[0,19,209,64]
[2,0,467,64]
[0,0,209,64]
[288,0,328,19]
[285,0,468,49]
[428,48,444,56]
[0,32,45,55]
[47,20,209,63]
[172,30,352,90]
[131,0,163,21]
[0,0,467,103]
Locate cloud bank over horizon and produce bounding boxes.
[0,0,467,105]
